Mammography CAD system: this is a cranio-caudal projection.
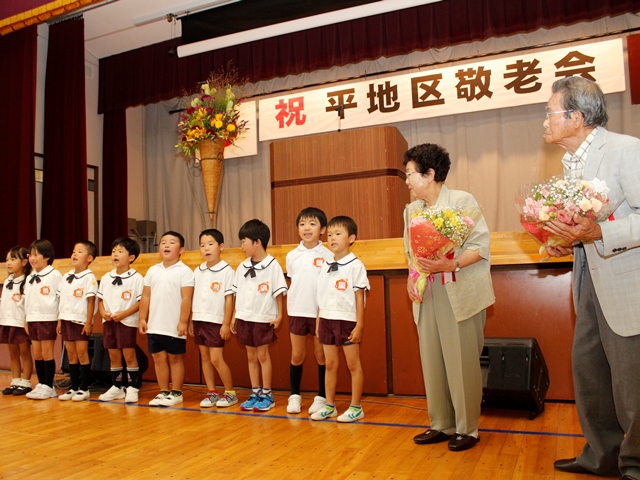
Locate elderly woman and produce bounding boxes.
[404,143,495,452]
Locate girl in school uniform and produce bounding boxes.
[1,246,33,396]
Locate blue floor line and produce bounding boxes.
[91,399,585,439]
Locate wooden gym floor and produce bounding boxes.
[0,371,605,480]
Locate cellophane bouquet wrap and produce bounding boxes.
[516,176,618,254]
[407,203,482,301]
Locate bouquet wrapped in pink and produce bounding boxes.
[516,176,619,254]
[407,204,482,301]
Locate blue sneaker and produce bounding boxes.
[253,393,275,412]
[240,392,260,411]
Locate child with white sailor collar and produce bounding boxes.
[56,240,98,402]
[231,219,288,412]
[1,246,33,396]
[24,239,63,400]
[311,216,370,423]
[97,237,145,403]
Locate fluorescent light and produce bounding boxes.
[177,0,442,58]
[132,0,241,27]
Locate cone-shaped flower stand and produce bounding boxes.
[198,138,226,222]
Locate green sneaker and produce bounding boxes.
[337,406,364,423]
[310,404,337,421]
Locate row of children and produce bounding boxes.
[1,208,370,422]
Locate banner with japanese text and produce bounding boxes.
[258,38,625,141]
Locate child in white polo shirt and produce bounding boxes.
[231,219,287,412]
[97,237,145,403]
[190,228,237,408]
[24,239,63,400]
[57,240,98,402]
[139,231,194,407]
[311,216,369,423]
[285,207,333,415]
[1,246,33,396]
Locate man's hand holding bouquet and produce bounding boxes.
[516,176,621,257]
[407,203,481,303]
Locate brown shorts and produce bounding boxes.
[288,316,317,337]
[192,321,224,348]
[26,321,58,341]
[317,318,355,346]
[235,318,276,348]
[0,325,30,344]
[60,320,90,342]
[103,321,138,349]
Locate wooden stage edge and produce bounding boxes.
[0,231,569,281]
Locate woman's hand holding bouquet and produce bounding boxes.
[407,204,481,303]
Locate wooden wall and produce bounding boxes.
[270,126,409,244]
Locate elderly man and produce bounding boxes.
[543,76,640,480]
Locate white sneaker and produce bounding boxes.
[310,404,337,421]
[337,406,364,423]
[72,390,90,402]
[149,392,170,406]
[31,384,57,400]
[286,394,302,414]
[308,395,327,414]
[26,383,45,399]
[125,386,139,403]
[99,386,125,402]
[200,392,219,408]
[159,392,183,406]
[59,389,77,401]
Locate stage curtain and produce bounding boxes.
[0,26,38,255]
[101,108,129,255]
[98,0,640,114]
[41,17,88,259]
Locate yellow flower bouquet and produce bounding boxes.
[176,69,248,156]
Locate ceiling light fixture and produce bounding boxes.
[177,0,442,58]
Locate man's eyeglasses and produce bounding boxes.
[545,109,574,119]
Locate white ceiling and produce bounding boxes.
[82,0,209,59]
[80,0,440,60]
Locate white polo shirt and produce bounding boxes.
[97,268,144,328]
[24,265,63,322]
[317,252,369,322]
[286,241,334,318]
[232,255,287,323]
[1,274,26,328]
[192,261,235,324]
[144,260,195,338]
[57,269,98,324]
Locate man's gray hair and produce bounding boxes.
[551,76,608,127]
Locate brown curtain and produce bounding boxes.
[41,17,88,259]
[101,108,129,255]
[97,0,640,114]
[0,26,38,255]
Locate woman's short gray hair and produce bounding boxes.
[551,76,608,127]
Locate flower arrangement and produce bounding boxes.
[175,68,248,156]
[516,176,617,254]
[407,204,481,301]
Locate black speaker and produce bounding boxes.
[481,337,550,419]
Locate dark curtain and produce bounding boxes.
[41,17,88,259]
[101,108,129,255]
[628,33,640,104]
[0,26,38,255]
[98,0,640,114]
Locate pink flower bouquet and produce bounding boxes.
[407,204,481,301]
[516,177,619,254]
